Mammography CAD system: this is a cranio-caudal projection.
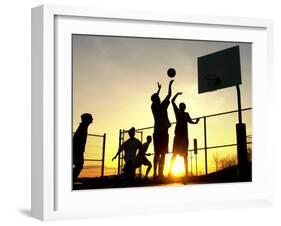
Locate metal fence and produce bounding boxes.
[118,107,252,177]
[76,133,106,178]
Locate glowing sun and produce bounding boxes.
[171,156,185,177]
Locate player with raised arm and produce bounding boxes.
[169,92,199,177]
[151,80,174,179]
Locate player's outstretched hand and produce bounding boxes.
[157,82,161,89]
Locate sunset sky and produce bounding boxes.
[72,35,252,177]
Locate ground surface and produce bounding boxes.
[73,163,252,190]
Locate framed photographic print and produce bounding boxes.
[31,4,274,221]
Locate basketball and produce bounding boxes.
[167,68,176,78]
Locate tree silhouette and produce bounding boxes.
[212,151,221,171]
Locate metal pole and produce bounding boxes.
[121,130,125,171]
[195,154,198,176]
[194,139,198,176]
[235,85,248,178]
[139,131,144,177]
[236,85,242,124]
[118,129,121,175]
[190,152,193,176]
[101,133,106,178]
[204,117,208,175]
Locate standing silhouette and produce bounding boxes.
[73,113,93,182]
[134,136,153,179]
[112,127,142,183]
[151,80,174,178]
[169,92,199,177]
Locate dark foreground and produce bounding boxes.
[73,163,252,190]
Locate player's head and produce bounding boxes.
[151,93,160,104]
[179,103,186,111]
[81,113,93,125]
[146,135,152,143]
[128,127,136,138]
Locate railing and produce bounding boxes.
[119,107,252,176]
[74,132,106,178]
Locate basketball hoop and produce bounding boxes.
[197,45,241,94]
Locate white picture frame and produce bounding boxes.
[31,4,274,221]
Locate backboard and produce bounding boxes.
[197,45,241,93]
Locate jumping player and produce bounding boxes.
[151,80,174,178]
[169,92,199,177]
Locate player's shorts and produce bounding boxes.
[172,135,188,156]
[153,130,169,154]
[134,156,151,168]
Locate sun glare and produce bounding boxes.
[171,156,185,177]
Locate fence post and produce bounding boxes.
[194,139,198,176]
[118,129,121,175]
[101,133,106,178]
[120,130,125,171]
[138,131,144,177]
[190,150,193,175]
[204,117,208,175]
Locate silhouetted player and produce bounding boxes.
[134,136,153,179]
[112,127,142,183]
[151,80,174,178]
[73,113,93,182]
[169,92,199,177]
